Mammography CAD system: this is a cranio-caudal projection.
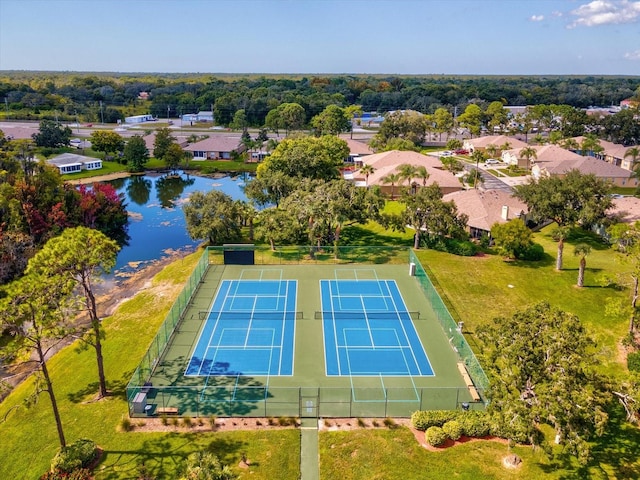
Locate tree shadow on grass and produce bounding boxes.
[97,434,246,480]
[67,369,135,403]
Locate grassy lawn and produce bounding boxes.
[0,250,300,480]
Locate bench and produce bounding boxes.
[157,407,179,415]
[457,362,482,402]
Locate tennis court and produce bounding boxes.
[185,274,297,377]
[128,251,488,418]
[320,276,433,377]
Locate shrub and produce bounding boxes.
[628,352,640,372]
[160,414,169,426]
[442,420,463,441]
[357,418,366,428]
[489,413,531,444]
[457,411,491,438]
[411,411,458,431]
[519,242,545,261]
[182,416,193,428]
[425,426,447,446]
[50,439,96,474]
[383,417,397,429]
[119,416,134,432]
[41,468,92,480]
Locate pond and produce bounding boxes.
[105,171,250,277]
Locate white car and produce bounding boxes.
[485,158,501,165]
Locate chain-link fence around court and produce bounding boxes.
[127,246,488,418]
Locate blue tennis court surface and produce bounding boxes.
[185,279,297,376]
[321,279,433,377]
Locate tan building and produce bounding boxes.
[352,150,463,196]
[443,189,529,238]
[184,136,245,160]
[463,135,527,154]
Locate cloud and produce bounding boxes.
[624,49,640,60]
[568,0,640,28]
[530,14,545,21]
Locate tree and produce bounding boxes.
[580,134,603,157]
[254,207,305,250]
[608,221,640,333]
[123,135,149,173]
[371,110,427,150]
[229,109,247,131]
[164,143,185,173]
[433,108,454,141]
[32,120,72,148]
[183,190,243,245]
[445,138,462,151]
[573,243,591,287]
[519,146,538,170]
[0,272,75,448]
[396,163,417,188]
[381,172,401,199]
[514,170,612,270]
[490,219,533,259]
[256,135,347,181]
[244,170,298,207]
[625,146,640,171]
[470,150,486,189]
[414,165,430,187]
[485,101,508,133]
[358,164,375,187]
[153,127,175,160]
[478,302,610,464]
[457,104,483,137]
[89,130,124,158]
[311,104,350,135]
[27,227,120,399]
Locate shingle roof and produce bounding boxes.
[184,136,242,152]
[465,135,528,149]
[609,197,640,224]
[353,150,461,190]
[443,189,528,232]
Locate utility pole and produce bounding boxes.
[100,101,104,124]
[167,105,170,122]
[4,98,8,120]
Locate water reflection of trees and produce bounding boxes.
[156,174,195,208]
[126,175,152,206]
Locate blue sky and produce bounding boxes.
[0,0,639,75]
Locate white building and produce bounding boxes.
[47,153,103,174]
[125,114,155,124]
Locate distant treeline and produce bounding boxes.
[0,72,638,125]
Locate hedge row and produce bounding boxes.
[412,410,526,443]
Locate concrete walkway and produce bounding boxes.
[300,418,319,480]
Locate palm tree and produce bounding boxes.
[358,164,375,187]
[561,138,579,152]
[574,243,591,287]
[624,147,640,170]
[485,144,499,160]
[396,163,417,188]
[381,172,401,199]
[520,146,538,171]
[414,165,430,186]
[470,150,486,190]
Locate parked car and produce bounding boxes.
[454,149,469,155]
[485,158,501,165]
[441,150,453,157]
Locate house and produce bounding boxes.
[521,144,635,188]
[442,189,529,239]
[125,114,155,124]
[463,135,528,154]
[47,153,102,175]
[342,138,374,164]
[143,132,190,152]
[352,150,463,195]
[570,136,639,171]
[608,197,640,224]
[184,136,245,160]
[181,111,214,124]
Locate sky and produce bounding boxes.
[0,0,639,75]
